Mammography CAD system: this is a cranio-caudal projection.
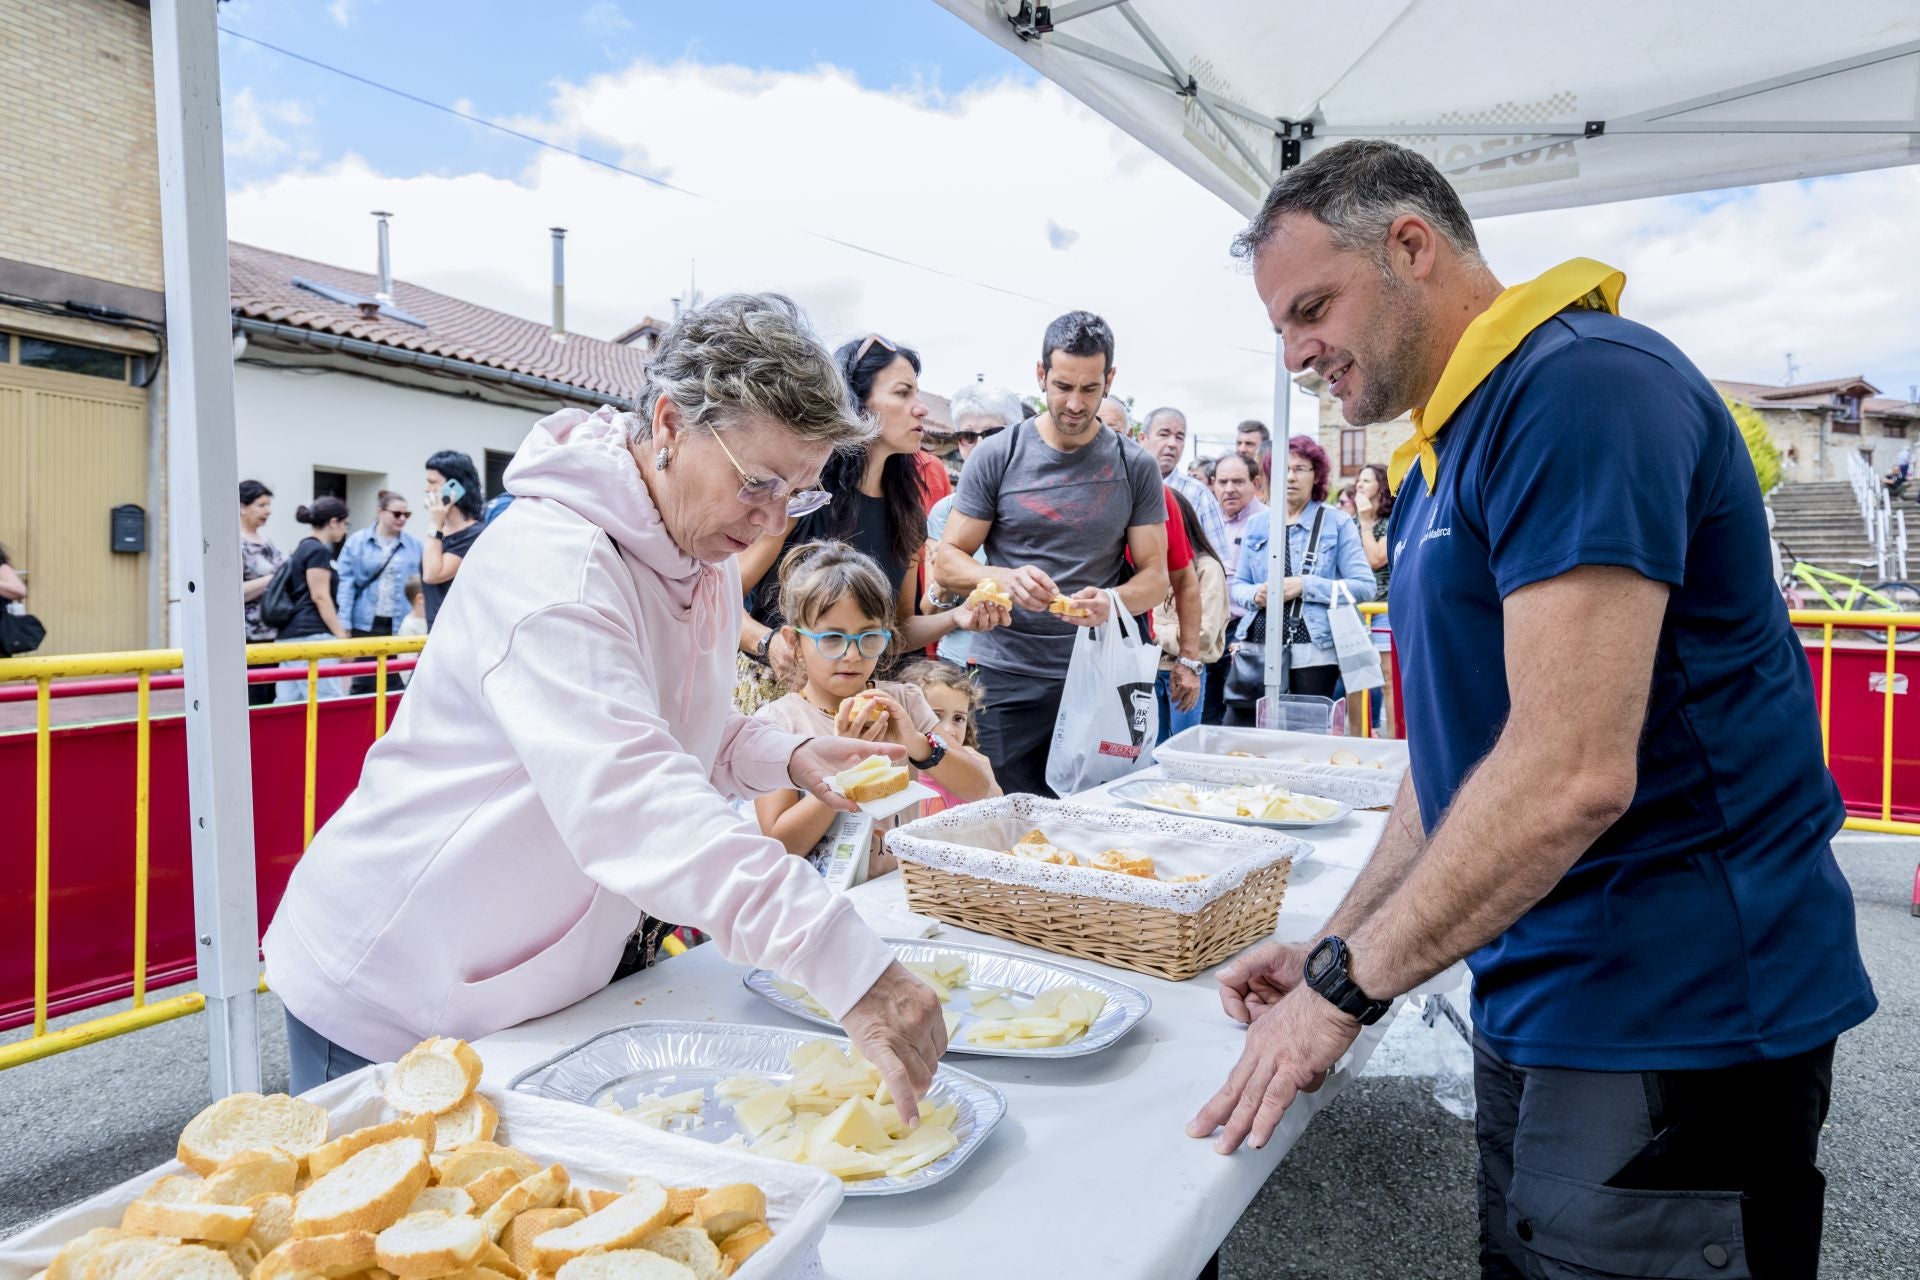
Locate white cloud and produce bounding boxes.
[222,58,1920,461]
[223,88,310,162]
[581,2,633,33]
[327,0,356,26]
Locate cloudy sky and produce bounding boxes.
[215,0,1920,459]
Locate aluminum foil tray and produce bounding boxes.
[1110,778,1354,829]
[744,938,1151,1058]
[508,1020,1006,1197]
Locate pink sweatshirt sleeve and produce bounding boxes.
[710,713,808,798]
[481,603,894,1019]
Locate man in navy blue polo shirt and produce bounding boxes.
[1188,140,1874,1279]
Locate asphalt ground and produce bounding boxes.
[3,839,1915,1278]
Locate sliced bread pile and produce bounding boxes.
[34,1037,777,1280]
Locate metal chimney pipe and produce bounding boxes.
[549,227,567,342]
[371,211,394,305]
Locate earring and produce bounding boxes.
[655,448,670,472]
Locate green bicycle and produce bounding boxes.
[1778,546,1920,645]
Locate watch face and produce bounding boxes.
[1305,939,1335,982]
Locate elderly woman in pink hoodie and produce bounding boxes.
[265,294,948,1118]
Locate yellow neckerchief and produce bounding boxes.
[1389,258,1626,496]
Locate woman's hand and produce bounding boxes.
[787,735,907,813]
[423,488,450,533]
[1355,487,1376,519]
[952,599,1009,633]
[1253,583,1268,610]
[1282,576,1305,602]
[841,960,949,1127]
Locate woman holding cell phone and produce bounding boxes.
[421,449,486,629]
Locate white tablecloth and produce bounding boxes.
[472,767,1393,1280]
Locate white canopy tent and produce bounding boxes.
[143,0,1920,1094]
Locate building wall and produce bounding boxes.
[0,0,162,294]
[230,360,556,556]
[1731,403,1911,485]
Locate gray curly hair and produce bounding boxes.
[630,293,873,450]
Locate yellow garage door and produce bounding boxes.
[0,338,149,657]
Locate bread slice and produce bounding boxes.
[840,763,908,804]
[179,1094,330,1176]
[965,579,1011,609]
[1046,594,1089,618]
[563,1188,621,1216]
[309,1117,436,1179]
[383,1039,484,1117]
[473,1242,522,1280]
[216,1238,260,1278]
[374,1212,486,1279]
[714,1225,770,1273]
[459,1168,522,1213]
[128,1246,242,1280]
[404,1187,474,1219]
[48,1228,131,1280]
[292,1138,431,1238]
[690,1187,763,1243]
[203,1148,299,1204]
[255,1231,377,1280]
[431,1144,541,1191]
[245,1193,296,1255]
[500,1210,582,1275]
[478,1167,570,1242]
[635,1227,721,1280]
[529,1181,671,1271]
[84,1238,190,1280]
[120,1202,254,1244]
[1089,849,1156,878]
[428,1096,497,1152]
[553,1254,695,1280]
[660,1189,704,1221]
[138,1176,206,1206]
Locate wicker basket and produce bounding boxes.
[888,796,1297,982]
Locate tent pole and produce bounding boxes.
[151,0,263,1099]
[1264,309,1293,712]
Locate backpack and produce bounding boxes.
[259,557,300,631]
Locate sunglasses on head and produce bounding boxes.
[852,333,897,365]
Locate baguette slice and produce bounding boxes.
[474,1242,522,1280]
[130,1246,242,1280]
[245,1193,296,1255]
[293,1138,431,1238]
[459,1169,523,1213]
[479,1168,569,1242]
[203,1148,299,1204]
[500,1210,582,1275]
[553,1255,694,1280]
[85,1239,189,1280]
[635,1227,721,1280]
[217,1239,260,1277]
[660,1189,704,1221]
[714,1225,771,1272]
[530,1181,671,1271]
[374,1212,486,1280]
[383,1039,484,1117]
[48,1228,131,1280]
[842,766,907,804]
[255,1231,377,1280]
[139,1177,206,1207]
[404,1187,475,1219]
[178,1094,329,1176]
[120,1202,254,1244]
[309,1117,436,1180]
[428,1096,497,1152]
[563,1188,621,1216]
[432,1144,541,1191]
[690,1187,764,1243]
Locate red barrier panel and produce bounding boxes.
[0,695,398,1031]
[1810,645,1920,822]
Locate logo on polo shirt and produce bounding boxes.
[1420,526,1452,544]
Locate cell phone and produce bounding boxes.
[443,479,466,506]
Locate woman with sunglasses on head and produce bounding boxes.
[264,296,951,1118]
[736,334,1008,709]
[754,542,996,879]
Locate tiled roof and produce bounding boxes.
[229,242,649,403]
[1713,377,1916,418]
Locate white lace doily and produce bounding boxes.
[886,795,1302,915]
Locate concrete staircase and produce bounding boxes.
[1769,482,1881,576]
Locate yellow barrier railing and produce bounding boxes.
[0,636,424,1070]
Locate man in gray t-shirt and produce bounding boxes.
[934,310,1170,797]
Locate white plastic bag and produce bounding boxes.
[1046,590,1160,795]
[1328,580,1384,693]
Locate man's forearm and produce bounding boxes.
[1320,772,1427,942]
[934,541,994,596]
[1347,743,1628,1000]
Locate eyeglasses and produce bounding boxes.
[1286,464,1315,478]
[710,429,833,517]
[952,426,1006,445]
[852,333,897,365]
[794,628,893,659]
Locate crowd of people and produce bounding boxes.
[234,451,492,702]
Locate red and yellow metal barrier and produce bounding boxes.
[0,636,421,1069]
